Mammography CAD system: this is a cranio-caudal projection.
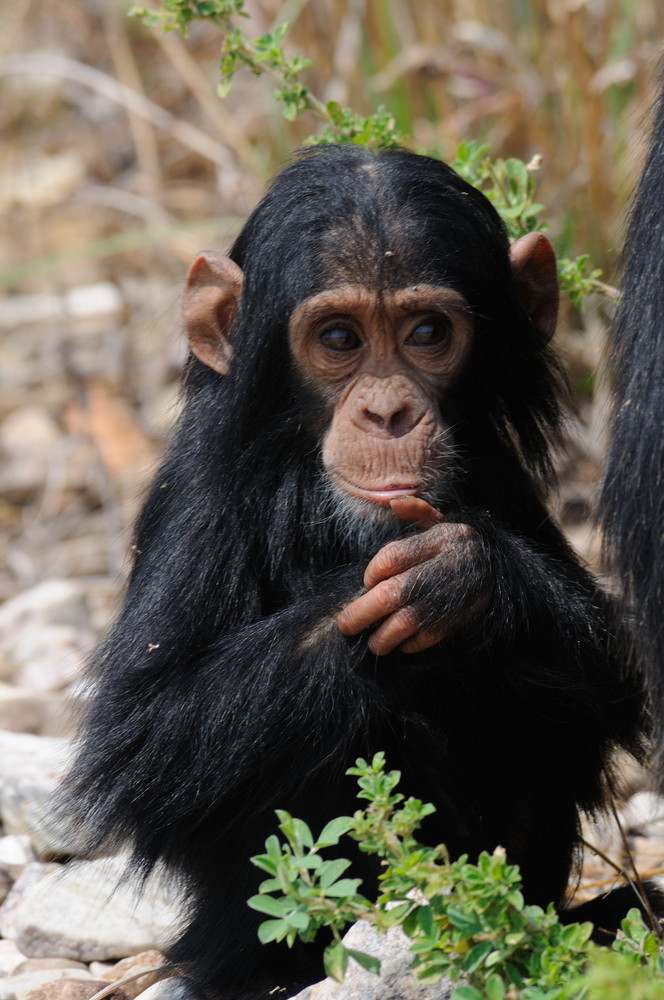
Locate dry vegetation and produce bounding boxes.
[0,0,663,612]
[1,0,664,920]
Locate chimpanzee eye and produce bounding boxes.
[406,319,450,347]
[320,328,361,351]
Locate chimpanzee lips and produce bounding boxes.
[332,471,420,505]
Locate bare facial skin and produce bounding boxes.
[289,285,479,655]
[289,283,472,502]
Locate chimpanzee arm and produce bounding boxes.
[339,502,612,662]
[64,571,378,867]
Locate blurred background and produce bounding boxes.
[0,0,663,685]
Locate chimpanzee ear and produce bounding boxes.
[509,233,559,344]
[183,253,244,375]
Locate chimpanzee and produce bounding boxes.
[63,146,647,999]
[600,80,664,774]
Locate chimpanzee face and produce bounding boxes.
[288,282,472,507]
[182,227,556,517]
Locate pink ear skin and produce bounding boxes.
[183,253,244,375]
[509,232,559,345]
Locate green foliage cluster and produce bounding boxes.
[249,754,664,1000]
[132,0,615,306]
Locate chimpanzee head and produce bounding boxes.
[182,145,562,517]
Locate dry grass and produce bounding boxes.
[0,0,662,599]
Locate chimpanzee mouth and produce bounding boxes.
[330,471,420,505]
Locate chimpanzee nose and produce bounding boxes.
[358,390,426,437]
[363,403,415,437]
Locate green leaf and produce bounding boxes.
[316,816,353,847]
[285,909,310,931]
[293,818,314,849]
[250,854,276,875]
[347,949,381,975]
[417,905,434,935]
[324,941,350,982]
[504,931,525,947]
[486,975,505,1000]
[446,905,481,935]
[463,940,493,973]
[247,894,289,917]
[324,878,363,897]
[380,901,411,927]
[258,877,280,892]
[319,859,352,889]
[452,987,484,1000]
[257,918,288,944]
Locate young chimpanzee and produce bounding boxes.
[64,146,647,999]
[600,81,664,775]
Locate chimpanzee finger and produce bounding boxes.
[363,531,450,589]
[401,628,446,654]
[367,605,422,655]
[389,495,446,529]
[337,576,406,635]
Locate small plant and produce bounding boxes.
[249,754,663,1000]
[131,0,616,304]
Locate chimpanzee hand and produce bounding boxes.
[337,496,491,655]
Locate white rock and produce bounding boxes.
[0,855,185,963]
[0,684,72,737]
[0,835,37,870]
[11,627,89,693]
[289,921,453,1000]
[0,581,93,689]
[0,731,73,854]
[0,969,92,1000]
[0,283,121,329]
[622,791,664,838]
[88,950,165,999]
[0,939,29,976]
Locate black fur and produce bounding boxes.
[63,146,646,999]
[600,80,664,772]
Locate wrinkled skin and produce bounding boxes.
[338,496,489,654]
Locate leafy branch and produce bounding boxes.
[131,0,617,304]
[451,142,617,304]
[130,0,404,142]
[249,754,664,999]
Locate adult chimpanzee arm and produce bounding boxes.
[600,80,664,771]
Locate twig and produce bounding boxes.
[609,797,663,941]
[153,28,257,172]
[104,3,168,224]
[86,965,170,1000]
[0,53,230,169]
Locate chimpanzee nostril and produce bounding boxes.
[362,403,418,437]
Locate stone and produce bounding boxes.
[0,856,184,963]
[0,581,94,691]
[0,970,93,1000]
[288,921,454,1000]
[21,980,125,1000]
[0,684,72,738]
[621,791,664,838]
[14,961,89,974]
[0,731,73,855]
[90,951,166,1000]
[0,940,29,976]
